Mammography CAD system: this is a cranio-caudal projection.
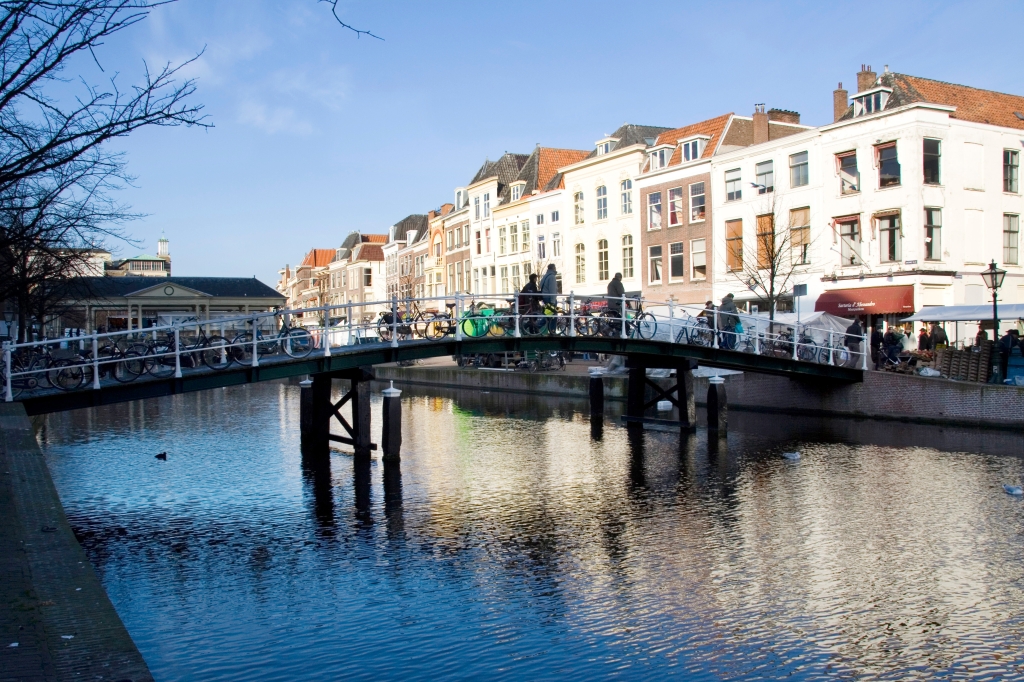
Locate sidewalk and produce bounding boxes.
[0,403,152,682]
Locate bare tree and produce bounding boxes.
[319,0,382,40]
[728,192,812,322]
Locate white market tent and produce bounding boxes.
[902,304,1024,323]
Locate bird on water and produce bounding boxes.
[155,452,167,460]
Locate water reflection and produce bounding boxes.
[36,378,1024,681]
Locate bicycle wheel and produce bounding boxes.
[553,315,570,336]
[230,333,253,365]
[201,336,233,370]
[117,347,146,381]
[145,344,177,378]
[282,327,314,358]
[798,343,817,362]
[521,314,544,337]
[50,358,86,391]
[377,315,393,342]
[632,312,658,340]
[425,314,450,340]
[412,312,433,339]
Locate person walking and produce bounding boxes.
[870,325,884,369]
[930,322,948,349]
[882,325,902,366]
[606,272,625,318]
[519,273,539,315]
[918,325,932,351]
[539,264,558,307]
[718,293,739,349]
[845,318,863,362]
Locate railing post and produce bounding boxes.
[828,330,835,365]
[753,325,760,355]
[323,305,332,357]
[514,294,521,338]
[3,342,11,401]
[862,333,869,370]
[91,335,101,389]
[569,292,576,337]
[251,315,259,367]
[669,300,675,344]
[620,295,627,339]
[347,303,355,345]
[455,292,463,342]
[173,327,183,378]
[713,309,720,349]
[792,324,799,360]
[391,295,399,348]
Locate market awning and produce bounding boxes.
[814,285,914,316]
[902,303,1024,322]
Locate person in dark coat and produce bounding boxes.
[606,273,625,316]
[882,326,902,366]
[918,326,932,351]
[845,318,863,353]
[718,293,739,349]
[539,264,558,306]
[519,274,539,314]
[870,326,884,369]
[930,322,949,348]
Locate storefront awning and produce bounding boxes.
[902,303,1024,322]
[814,285,914,316]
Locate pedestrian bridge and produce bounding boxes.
[3,294,865,416]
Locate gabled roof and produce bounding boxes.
[390,214,429,243]
[844,72,1024,130]
[351,243,384,262]
[469,152,530,187]
[69,277,284,300]
[719,116,806,149]
[301,248,335,268]
[498,146,589,204]
[363,234,388,244]
[649,113,734,168]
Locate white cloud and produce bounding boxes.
[236,101,314,135]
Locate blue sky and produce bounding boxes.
[92,0,1024,285]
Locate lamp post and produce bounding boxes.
[980,260,1007,338]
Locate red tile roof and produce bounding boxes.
[363,234,388,244]
[652,113,733,167]
[538,147,590,190]
[301,248,335,267]
[354,243,384,261]
[887,73,1024,130]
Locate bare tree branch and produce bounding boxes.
[319,0,383,40]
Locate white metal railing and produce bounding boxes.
[1,293,867,401]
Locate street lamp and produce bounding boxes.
[980,260,1007,338]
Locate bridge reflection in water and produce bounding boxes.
[37,379,1024,680]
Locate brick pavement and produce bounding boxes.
[0,403,152,682]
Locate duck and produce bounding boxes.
[1003,484,1023,496]
[782,451,801,461]
[155,452,167,461]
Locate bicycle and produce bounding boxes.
[590,298,657,340]
[231,317,315,364]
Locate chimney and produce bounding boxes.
[767,108,800,125]
[833,82,849,122]
[752,104,769,145]
[856,64,876,93]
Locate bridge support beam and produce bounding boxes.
[381,382,402,461]
[678,369,696,432]
[626,367,645,421]
[301,367,377,462]
[707,376,727,432]
[300,375,332,461]
[589,373,604,416]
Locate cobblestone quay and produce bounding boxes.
[0,403,151,682]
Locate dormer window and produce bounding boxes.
[649,148,669,171]
[853,88,890,117]
[595,137,619,156]
[456,189,464,209]
[679,136,710,162]
[510,182,525,202]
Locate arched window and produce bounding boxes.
[574,192,584,224]
[575,243,586,283]
[596,186,608,220]
[597,239,609,280]
[622,235,634,278]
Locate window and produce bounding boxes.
[498,227,507,255]
[756,214,774,269]
[521,221,530,252]
[537,235,546,260]
[511,264,521,291]
[456,190,464,209]
[838,152,859,194]
[669,242,685,281]
[790,151,809,187]
[838,218,862,266]
[1005,150,1019,193]
[1005,214,1019,264]
[923,139,941,184]
[755,160,774,193]
[854,90,888,116]
[511,184,523,201]
[691,239,706,280]
[597,239,609,280]
[725,168,742,201]
[476,231,482,255]
[536,213,545,225]
[648,191,662,229]
[790,207,810,265]
[726,220,743,271]
[878,213,901,262]
[877,143,901,187]
[594,185,608,220]
[363,268,372,287]
[622,235,634,278]
[649,148,668,170]
[500,266,508,293]
[668,187,684,226]
[485,228,491,252]
[552,233,561,257]
[473,268,479,293]
[574,192,584,224]
[509,223,518,253]
[648,245,663,283]
[456,260,463,291]
[575,243,586,283]
[621,179,633,214]
[446,230,453,251]
[474,197,480,220]
[925,208,942,261]
[682,139,700,162]
[597,141,612,155]
[483,193,490,217]
[690,182,706,222]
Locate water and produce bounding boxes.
[36,379,1024,680]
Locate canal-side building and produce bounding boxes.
[425,206,450,298]
[343,238,386,323]
[708,65,1024,339]
[465,152,529,296]
[384,214,429,301]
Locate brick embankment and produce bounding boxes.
[0,403,152,682]
[375,364,1024,430]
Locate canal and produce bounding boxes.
[36,379,1024,680]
